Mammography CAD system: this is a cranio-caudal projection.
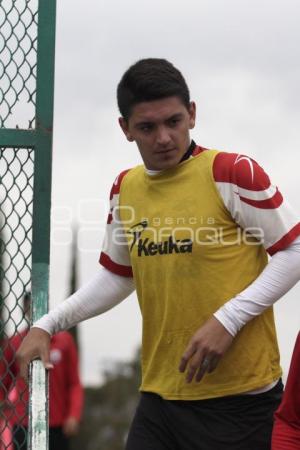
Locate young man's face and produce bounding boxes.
[119,96,196,171]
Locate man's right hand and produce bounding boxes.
[16,327,54,380]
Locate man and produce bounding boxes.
[0,292,83,450]
[272,332,300,449]
[16,58,300,450]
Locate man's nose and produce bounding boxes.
[156,126,171,146]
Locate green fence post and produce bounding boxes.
[28,1,57,449]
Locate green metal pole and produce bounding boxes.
[29,0,56,449]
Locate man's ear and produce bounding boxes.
[188,101,196,129]
[119,117,134,142]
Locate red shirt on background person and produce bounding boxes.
[0,328,83,450]
[272,332,300,449]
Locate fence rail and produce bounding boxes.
[0,1,56,449]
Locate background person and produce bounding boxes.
[0,292,84,450]
[272,332,300,449]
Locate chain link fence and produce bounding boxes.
[0,148,34,450]
[0,0,55,449]
[0,0,38,129]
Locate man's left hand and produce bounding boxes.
[179,316,234,383]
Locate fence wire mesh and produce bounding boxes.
[0,1,38,449]
[0,148,34,449]
[0,0,38,129]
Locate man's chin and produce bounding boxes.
[151,151,182,171]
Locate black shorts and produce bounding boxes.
[126,381,283,450]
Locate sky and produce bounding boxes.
[46,0,300,385]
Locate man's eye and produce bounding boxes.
[169,118,180,127]
[140,125,153,132]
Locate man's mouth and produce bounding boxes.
[155,148,176,154]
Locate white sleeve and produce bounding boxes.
[213,152,300,254]
[214,236,300,336]
[99,171,133,276]
[32,267,135,336]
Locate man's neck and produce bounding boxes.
[146,140,196,176]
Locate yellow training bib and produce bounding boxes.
[119,150,281,400]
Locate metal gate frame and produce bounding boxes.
[0,1,57,448]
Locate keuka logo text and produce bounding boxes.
[136,236,193,256]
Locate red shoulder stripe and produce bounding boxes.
[109,169,131,200]
[267,223,300,255]
[213,152,271,191]
[99,252,133,277]
[107,212,113,225]
[238,189,283,209]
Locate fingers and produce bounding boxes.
[195,357,211,382]
[195,355,220,382]
[16,328,53,381]
[179,341,214,383]
[207,355,219,374]
[178,317,234,384]
[184,353,220,383]
[18,355,31,381]
[185,349,205,383]
[178,342,197,373]
[179,336,211,383]
[40,345,54,371]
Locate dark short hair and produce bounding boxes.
[117,58,190,120]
